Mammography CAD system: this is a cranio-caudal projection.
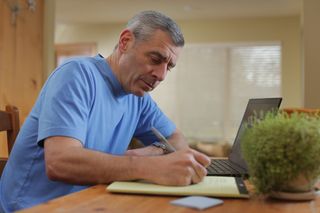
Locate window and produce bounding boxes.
[151,43,281,143]
[55,43,97,66]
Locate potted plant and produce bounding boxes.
[241,109,320,200]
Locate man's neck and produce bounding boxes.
[106,52,121,82]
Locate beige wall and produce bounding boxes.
[303,0,320,108]
[180,16,301,108]
[55,23,123,57]
[55,16,302,108]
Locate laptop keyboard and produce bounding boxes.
[207,159,244,176]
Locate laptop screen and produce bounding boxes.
[229,98,282,170]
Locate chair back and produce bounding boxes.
[0,105,20,177]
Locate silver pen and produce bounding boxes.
[151,127,176,153]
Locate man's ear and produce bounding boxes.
[118,29,134,53]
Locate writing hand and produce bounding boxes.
[144,148,211,186]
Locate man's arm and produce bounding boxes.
[125,128,188,156]
[167,128,189,150]
[44,136,143,185]
[44,136,210,186]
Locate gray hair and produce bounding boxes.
[127,11,184,47]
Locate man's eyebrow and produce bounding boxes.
[149,51,176,68]
[149,51,167,61]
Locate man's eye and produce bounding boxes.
[150,57,161,65]
[168,64,174,72]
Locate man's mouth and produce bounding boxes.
[141,79,155,91]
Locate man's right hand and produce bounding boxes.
[142,149,211,186]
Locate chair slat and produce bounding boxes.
[0,105,20,178]
[0,112,12,131]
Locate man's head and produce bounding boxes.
[109,11,184,96]
[126,11,184,47]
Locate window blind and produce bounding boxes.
[151,43,281,143]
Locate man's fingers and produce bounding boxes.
[153,149,210,186]
[191,160,207,184]
[188,149,210,184]
[188,150,209,184]
[191,149,211,167]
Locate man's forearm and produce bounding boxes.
[168,129,189,150]
[45,137,151,185]
[46,146,147,185]
[126,129,189,156]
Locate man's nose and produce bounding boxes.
[152,64,167,81]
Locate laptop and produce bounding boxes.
[207,97,282,177]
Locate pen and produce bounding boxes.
[151,127,176,153]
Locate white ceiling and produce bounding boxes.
[55,0,303,24]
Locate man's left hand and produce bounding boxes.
[125,145,164,156]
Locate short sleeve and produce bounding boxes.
[133,94,176,145]
[37,61,94,146]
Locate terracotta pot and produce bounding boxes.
[283,174,317,192]
[269,174,318,200]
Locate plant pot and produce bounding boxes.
[269,190,317,201]
[269,174,318,201]
[241,110,320,200]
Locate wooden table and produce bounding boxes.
[18,184,319,213]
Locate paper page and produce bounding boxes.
[107,176,249,198]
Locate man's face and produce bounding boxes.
[117,29,182,96]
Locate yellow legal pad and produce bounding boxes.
[107,176,249,198]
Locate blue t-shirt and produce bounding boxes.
[0,54,175,212]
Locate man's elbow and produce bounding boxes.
[45,158,62,181]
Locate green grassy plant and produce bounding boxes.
[241,112,320,194]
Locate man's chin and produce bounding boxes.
[130,86,154,96]
[132,90,147,97]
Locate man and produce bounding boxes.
[0,11,210,212]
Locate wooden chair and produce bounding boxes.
[0,105,20,177]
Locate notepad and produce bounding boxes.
[107,176,249,198]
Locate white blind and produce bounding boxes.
[151,43,281,143]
